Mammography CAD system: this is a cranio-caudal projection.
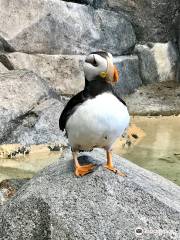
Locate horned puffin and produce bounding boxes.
[59,51,130,177]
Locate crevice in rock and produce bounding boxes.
[0,54,14,70]
[0,36,15,53]
[47,88,71,104]
[63,0,91,6]
[63,0,107,8]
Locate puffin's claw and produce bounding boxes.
[104,164,127,177]
[75,164,95,177]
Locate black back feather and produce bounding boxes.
[59,91,86,131]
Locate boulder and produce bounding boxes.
[125,81,180,116]
[78,0,180,43]
[0,70,49,143]
[1,52,85,95]
[0,0,136,55]
[0,150,180,239]
[2,52,142,96]
[173,14,180,82]
[113,55,142,95]
[134,44,158,84]
[173,14,180,51]
[134,42,178,84]
[5,98,67,145]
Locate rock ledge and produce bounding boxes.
[0,150,180,240]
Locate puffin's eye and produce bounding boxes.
[91,56,98,67]
[85,55,98,67]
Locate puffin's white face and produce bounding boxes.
[83,51,119,83]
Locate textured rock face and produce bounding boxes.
[5,98,67,145]
[1,52,85,95]
[174,14,180,51]
[0,70,67,144]
[174,14,180,82]
[1,52,142,97]
[0,70,49,143]
[134,44,158,84]
[135,42,178,84]
[125,81,180,116]
[0,0,136,55]
[0,151,180,239]
[0,179,29,206]
[65,0,105,8]
[0,62,8,73]
[113,55,142,95]
[77,0,180,43]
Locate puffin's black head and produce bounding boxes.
[83,51,119,84]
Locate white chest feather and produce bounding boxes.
[66,93,130,150]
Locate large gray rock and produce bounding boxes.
[134,44,158,84]
[173,14,180,51]
[0,0,136,55]
[0,62,8,73]
[134,42,178,84]
[2,52,142,96]
[125,81,180,116]
[1,52,85,95]
[173,14,180,82]
[78,0,180,43]
[0,70,49,143]
[5,98,67,145]
[113,55,142,95]
[0,150,180,239]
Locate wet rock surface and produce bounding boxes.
[0,150,180,239]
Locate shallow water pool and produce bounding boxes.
[0,116,180,185]
[0,145,62,182]
[114,116,180,185]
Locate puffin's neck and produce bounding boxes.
[84,78,113,97]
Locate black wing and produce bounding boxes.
[59,90,89,131]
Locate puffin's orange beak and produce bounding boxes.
[113,65,119,83]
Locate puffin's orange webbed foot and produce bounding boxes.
[104,164,127,177]
[105,150,127,177]
[75,163,95,177]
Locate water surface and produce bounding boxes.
[114,116,180,185]
[0,145,61,182]
[0,116,180,185]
